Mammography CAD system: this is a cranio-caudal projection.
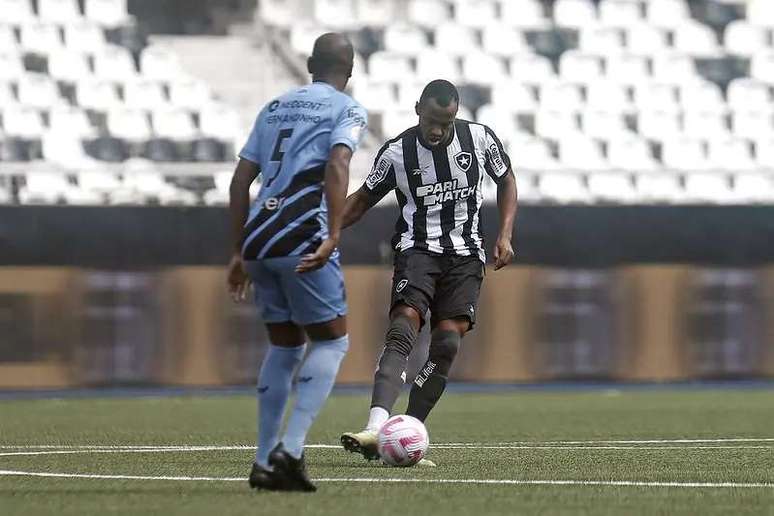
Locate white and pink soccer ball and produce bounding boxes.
[377,414,430,467]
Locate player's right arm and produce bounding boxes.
[342,146,396,229]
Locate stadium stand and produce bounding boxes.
[2,0,774,205]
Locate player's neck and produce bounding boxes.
[311,76,346,92]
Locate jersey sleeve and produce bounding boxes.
[238,108,266,167]
[483,126,512,183]
[363,146,396,198]
[330,101,368,152]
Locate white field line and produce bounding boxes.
[1,469,773,489]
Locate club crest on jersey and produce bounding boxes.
[454,151,472,172]
[396,279,409,293]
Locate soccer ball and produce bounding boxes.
[377,414,429,467]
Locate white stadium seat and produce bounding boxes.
[509,54,555,82]
[476,104,519,135]
[734,173,774,203]
[314,0,357,28]
[634,83,679,112]
[168,79,211,109]
[0,25,19,52]
[586,81,632,111]
[416,51,459,81]
[203,169,233,206]
[21,22,64,54]
[152,109,198,140]
[482,25,529,56]
[535,109,581,139]
[588,172,639,203]
[453,0,498,28]
[751,52,774,83]
[673,21,721,57]
[19,171,77,204]
[140,46,184,81]
[732,109,774,140]
[462,53,508,83]
[64,21,108,53]
[646,0,691,28]
[661,137,711,171]
[683,173,733,203]
[383,24,429,53]
[500,0,548,29]
[682,111,730,139]
[638,110,682,140]
[599,0,644,27]
[0,53,25,80]
[351,80,396,112]
[554,0,597,29]
[755,138,774,168]
[679,81,726,114]
[38,0,81,24]
[123,170,197,206]
[626,24,670,54]
[748,0,774,26]
[582,110,629,140]
[85,0,131,27]
[636,173,683,203]
[490,82,538,112]
[368,52,414,82]
[708,138,756,171]
[41,132,101,174]
[0,0,36,24]
[93,45,137,80]
[724,21,770,56]
[509,136,563,171]
[435,24,479,56]
[355,0,396,26]
[397,80,427,106]
[652,54,698,82]
[107,109,152,141]
[408,0,453,28]
[605,54,651,84]
[78,171,124,196]
[18,73,63,108]
[124,80,168,111]
[608,137,661,171]
[381,109,417,138]
[48,51,92,82]
[539,82,584,110]
[727,79,772,111]
[3,106,44,138]
[559,51,604,81]
[49,106,96,137]
[538,173,591,203]
[0,81,17,106]
[289,22,327,56]
[559,135,610,171]
[256,0,295,26]
[76,80,122,111]
[199,104,241,140]
[580,27,626,55]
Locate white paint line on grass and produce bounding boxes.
[1,469,773,489]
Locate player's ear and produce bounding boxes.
[307,56,314,75]
[415,101,421,117]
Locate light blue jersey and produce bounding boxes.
[239,82,367,260]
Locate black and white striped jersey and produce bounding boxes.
[363,119,512,262]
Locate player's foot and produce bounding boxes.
[340,429,379,460]
[269,444,317,492]
[248,462,286,491]
[417,458,437,467]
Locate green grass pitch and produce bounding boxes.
[2,389,774,515]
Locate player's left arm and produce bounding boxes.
[483,126,517,271]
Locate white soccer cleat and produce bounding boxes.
[341,429,380,460]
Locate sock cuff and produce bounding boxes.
[310,334,349,352]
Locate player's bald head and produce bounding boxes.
[308,32,354,78]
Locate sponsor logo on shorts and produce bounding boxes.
[396,279,409,293]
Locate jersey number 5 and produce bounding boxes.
[266,128,294,188]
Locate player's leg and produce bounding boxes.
[406,256,484,422]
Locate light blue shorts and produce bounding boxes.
[245,255,347,326]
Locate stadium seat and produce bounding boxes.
[646,0,691,28]
[383,24,429,53]
[732,109,774,140]
[537,173,591,203]
[580,27,626,55]
[755,138,774,168]
[408,0,453,28]
[435,24,479,55]
[123,80,168,111]
[107,109,152,142]
[462,53,508,83]
[84,0,131,27]
[203,170,232,206]
[748,0,774,26]
[168,79,211,110]
[20,22,65,54]
[140,46,184,81]
[382,109,418,138]
[638,110,682,140]
[509,136,563,171]
[535,109,581,139]
[0,0,36,24]
[93,45,137,81]
[708,138,756,171]
[634,83,680,112]
[582,110,629,140]
[123,170,198,205]
[608,137,661,171]
[605,54,651,84]
[626,24,670,54]
[481,25,529,56]
[559,51,604,81]
[734,172,774,203]
[683,172,733,203]
[500,0,548,29]
[397,80,428,106]
[588,172,639,203]
[0,183,12,203]
[559,135,610,171]
[673,20,722,57]
[368,52,414,82]
[355,0,396,26]
[84,135,130,162]
[78,170,124,197]
[727,79,772,111]
[49,106,97,138]
[152,109,198,141]
[682,111,730,139]
[599,0,644,27]
[490,82,538,112]
[585,81,632,111]
[651,54,698,82]
[256,0,296,26]
[661,137,711,171]
[476,103,519,135]
[38,0,82,24]
[17,73,63,108]
[416,51,459,81]
[0,25,19,53]
[750,52,774,83]
[48,51,92,82]
[18,171,75,204]
[509,54,555,82]
[313,0,358,28]
[724,21,770,56]
[453,0,498,28]
[41,132,103,173]
[76,80,122,111]
[0,81,17,105]
[679,81,726,114]
[289,22,328,56]
[539,82,584,111]
[63,20,108,53]
[635,172,683,203]
[0,53,24,81]
[553,0,597,29]
[351,79,396,112]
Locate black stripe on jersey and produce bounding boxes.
[391,189,410,251]
[262,218,322,258]
[455,120,481,253]
[242,164,326,239]
[242,188,324,260]
[431,141,456,252]
[402,128,428,251]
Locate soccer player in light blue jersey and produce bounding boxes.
[226,33,367,492]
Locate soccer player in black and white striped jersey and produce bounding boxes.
[340,80,517,464]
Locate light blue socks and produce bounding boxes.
[255,343,306,468]
[282,335,350,459]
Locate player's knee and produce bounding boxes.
[429,329,461,365]
[384,313,418,358]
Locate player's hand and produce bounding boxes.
[227,253,251,302]
[296,238,337,273]
[493,236,514,271]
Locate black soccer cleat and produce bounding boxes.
[248,462,286,491]
[269,443,317,493]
